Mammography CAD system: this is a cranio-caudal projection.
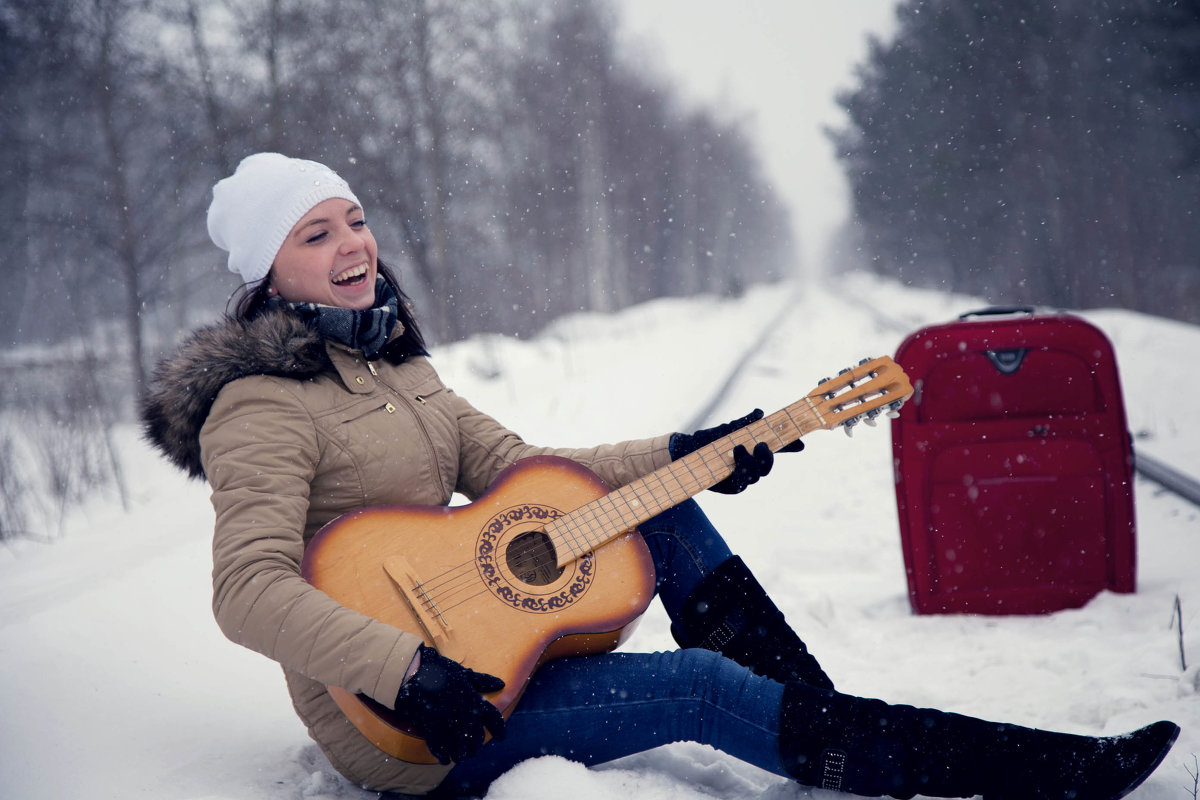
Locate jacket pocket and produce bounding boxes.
[334,394,397,424]
[318,395,400,459]
[398,371,449,408]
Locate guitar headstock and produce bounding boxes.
[807,356,913,436]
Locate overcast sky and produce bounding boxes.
[614,0,900,276]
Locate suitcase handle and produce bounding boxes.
[957,306,1036,320]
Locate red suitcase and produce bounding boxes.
[891,307,1136,615]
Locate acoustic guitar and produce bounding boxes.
[300,355,912,763]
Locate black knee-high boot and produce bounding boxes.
[778,681,1180,800]
[672,556,834,689]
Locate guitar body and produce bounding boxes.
[299,355,913,765]
[301,455,656,764]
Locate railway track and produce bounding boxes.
[690,281,1200,508]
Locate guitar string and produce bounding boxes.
[541,376,899,559]
[412,430,815,620]
[404,363,889,600]
[396,382,899,621]
[401,386,876,613]
[422,372,904,618]
[390,439,744,621]
[404,406,838,618]
[401,408,823,621]
[421,363,892,606]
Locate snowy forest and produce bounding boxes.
[0,0,795,537]
[1,0,794,369]
[832,0,1200,318]
[1,0,1199,540]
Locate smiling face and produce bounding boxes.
[269,198,378,310]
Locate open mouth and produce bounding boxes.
[332,263,369,287]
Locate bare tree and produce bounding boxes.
[7,0,793,354]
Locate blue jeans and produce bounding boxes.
[436,500,789,797]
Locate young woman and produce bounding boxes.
[143,153,1178,799]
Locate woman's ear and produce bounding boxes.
[266,282,279,298]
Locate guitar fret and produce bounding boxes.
[781,406,809,438]
[565,515,592,555]
[557,513,591,557]
[575,504,605,550]
[701,448,722,484]
[551,404,826,564]
[615,491,643,528]
[599,495,624,531]
[674,460,702,496]
[558,495,620,559]
[802,395,827,430]
[697,449,723,488]
[677,457,703,494]
[616,483,649,525]
[765,417,789,448]
[640,479,665,512]
[548,403,830,565]
[596,495,632,539]
[547,362,905,561]
[566,506,600,551]
[633,479,664,519]
[656,464,687,502]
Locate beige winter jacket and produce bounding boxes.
[142,308,671,794]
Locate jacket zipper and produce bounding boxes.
[366,358,445,491]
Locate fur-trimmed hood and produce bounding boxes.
[140,308,331,479]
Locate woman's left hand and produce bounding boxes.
[669,410,804,494]
[711,442,772,494]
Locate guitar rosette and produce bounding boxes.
[475,503,595,614]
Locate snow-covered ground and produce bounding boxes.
[1,274,1197,799]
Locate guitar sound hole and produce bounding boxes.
[506,530,564,587]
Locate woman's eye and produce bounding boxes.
[351,218,367,229]
[305,231,327,244]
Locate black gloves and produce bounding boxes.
[393,645,507,765]
[669,409,804,495]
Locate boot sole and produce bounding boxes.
[983,719,1181,800]
[1106,720,1181,800]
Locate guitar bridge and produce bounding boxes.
[382,556,451,648]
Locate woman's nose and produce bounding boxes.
[338,227,365,253]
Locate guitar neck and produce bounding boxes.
[549,398,824,567]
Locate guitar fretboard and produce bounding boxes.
[548,398,824,566]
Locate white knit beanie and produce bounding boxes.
[207,152,362,287]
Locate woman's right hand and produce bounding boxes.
[393,645,507,764]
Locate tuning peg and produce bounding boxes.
[842,415,859,437]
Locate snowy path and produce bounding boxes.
[1,277,1197,800]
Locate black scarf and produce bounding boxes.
[274,277,401,359]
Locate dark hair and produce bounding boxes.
[227,259,429,363]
